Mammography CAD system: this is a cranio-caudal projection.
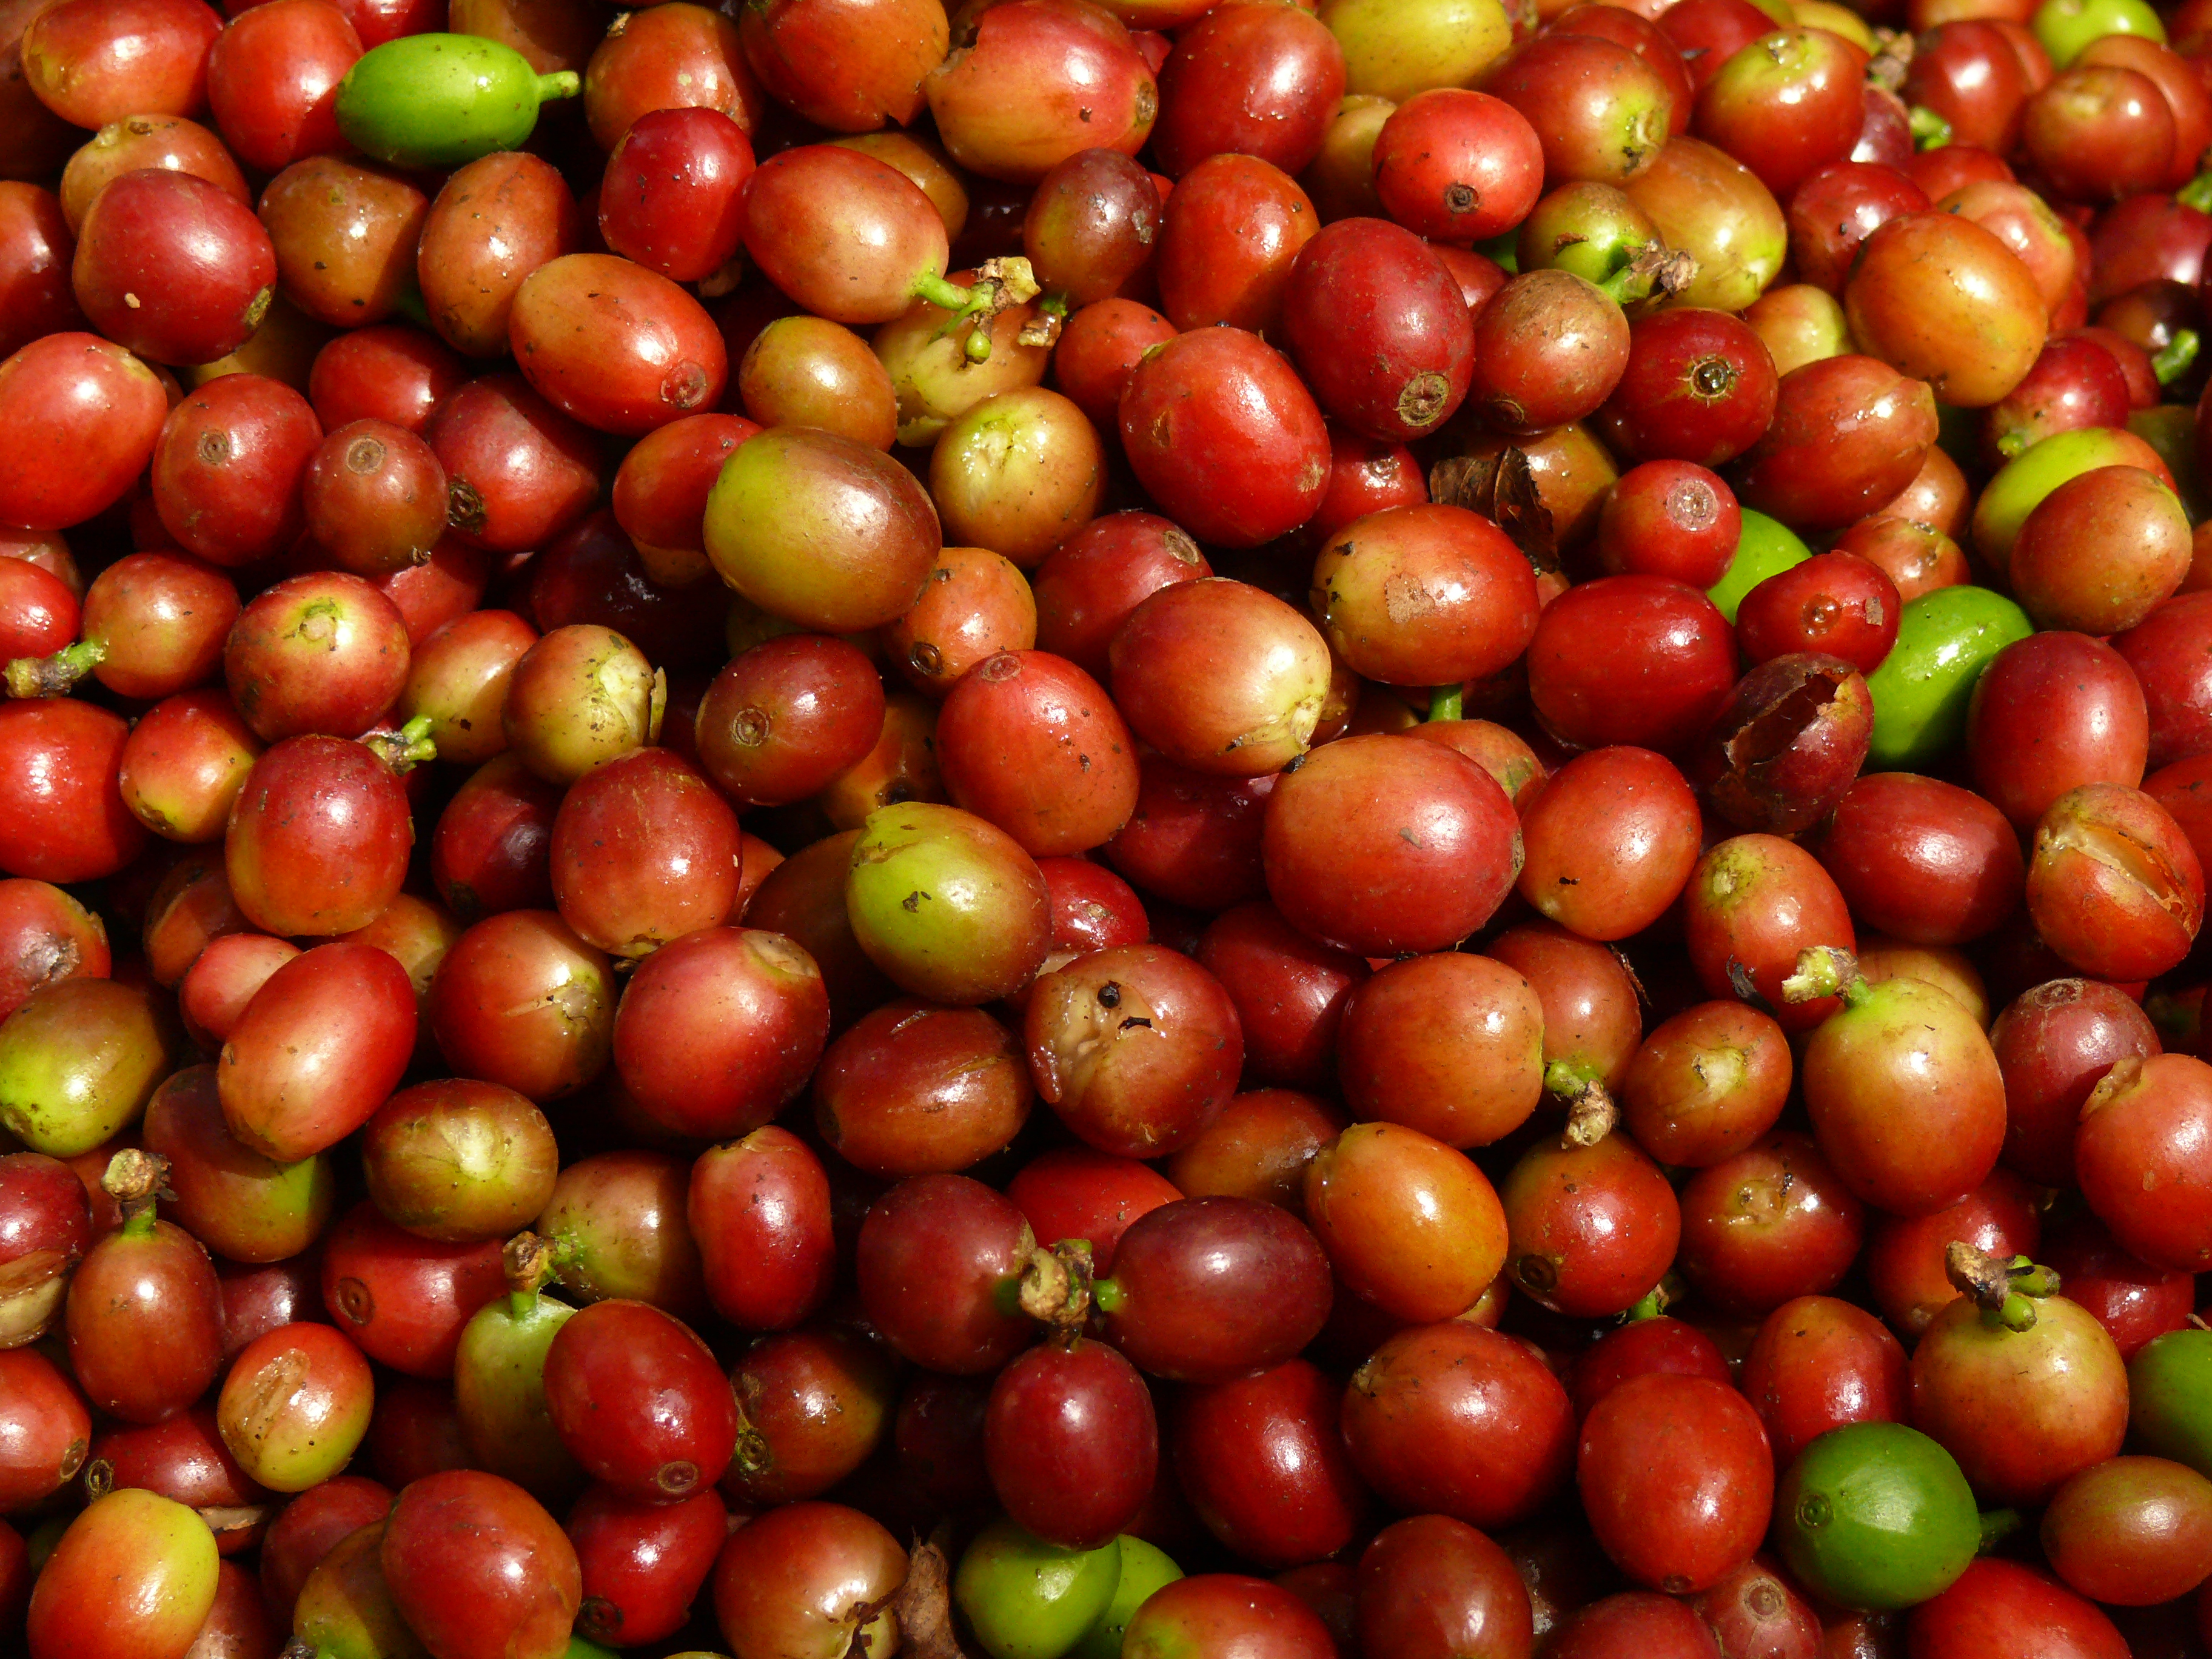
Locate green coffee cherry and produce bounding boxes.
[2031,0,2164,64]
[1069,1537,1185,1659]
[1863,586,2033,770]
[954,1520,1124,1659]
[335,34,581,169]
[1706,508,1810,623]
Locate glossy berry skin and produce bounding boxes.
[217,940,416,1163]
[1552,1592,1726,1659]
[256,1474,393,1621]
[0,333,169,532]
[935,649,1141,857]
[612,927,831,1142]
[509,254,729,437]
[1904,1558,2129,1659]
[569,1483,728,1649]
[2076,1054,2212,1273]
[814,997,1033,1178]
[1800,973,2006,1218]
[0,1347,93,1510]
[1310,504,1541,688]
[1372,90,1544,245]
[549,748,743,961]
[1987,980,2157,1188]
[224,737,414,939]
[1741,1295,1910,1469]
[709,1500,907,1659]
[2029,783,2205,982]
[688,1127,836,1333]
[1024,942,1242,1160]
[71,169,276,367]
[855,1174,1036,1376]
[984,1335,1158,1551]
[0,699,148,884]
[1108,581,1332,782]
[215,1322,374,1495]
[1099,1196,1335,1385]
[1809,773,2023,948]
[1123,1574,1340,1659]
[1355,1514,1535,1659]
[1911,1292,2128,1507]
[1171,1358,1370,1569]
[1007,1143,1179,1271]
[1578,1373,1774,1594]
[1262,733,1522,958]
[1118,327,1329,548]
[1600,307,1779,468]
[381,1469,582,1659]
[1572,1316,1732,1423]
[543,1299,737,1502]
[1340,1321,1575,1530]
[1526,577,1737,756]
[65,1207,223,1426]
[321,1201,507,1380]
[1502,1134,1681,1320]
[598,107,754,284]
[1280,217,1474,443]
[1305,1121,1506,1324]
[1150,1,1344,176]
[25,1488,220,1659]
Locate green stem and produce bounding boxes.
[1545,1059,1617,1145]
[1017,1239,1095,1333]
[1625,1284,1669,1322]
[1544,1056,1600,1096]
[502,1230,557,1315]
[1948,1241,2059,1332]
[5,637,103,699]
[1909,104,1953,150]
[1017,290,1071,350]
[536,70,581,103]
[910,271,975,314]
[102,1148,168,1238]
[360,714,438,774]
[1596,246,1697,309]
[1780,944,1869,1008]
[2013,1262,2062,1300]
[2180,172,2212,215]
[1428,683,1464,723]
[2155,329,2200,386]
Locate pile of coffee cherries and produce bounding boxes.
[7,0,2212,1655]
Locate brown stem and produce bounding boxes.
[885,1522,980,1659]
[1780,944,1865,1007]
[1018,1238,1096,1334]
[1945,1240,2017,1310]
[1545,1059,1616,1146]
[102,1148,170,1232]
[1867,26,1914,91]
[1563,1082,1619,1148]
[4,638,102,699]
[503,1230,557,1298]
[357,714,437,775]
[1945,1241,2060,1332]
[1601,244,1698,309]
